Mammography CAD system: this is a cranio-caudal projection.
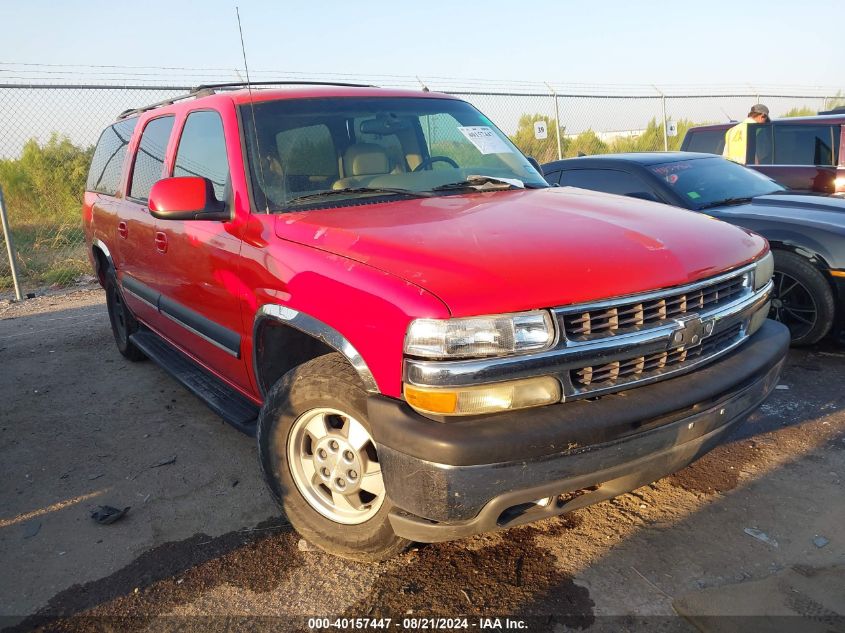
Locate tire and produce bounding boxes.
[105,269,146,361]
[770,250,835,346]
[257,353,410,561]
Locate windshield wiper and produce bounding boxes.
[431,175,527,192]
[697,197,753,210]
[285,187,433,206]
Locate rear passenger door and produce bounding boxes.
[151,109,251,390]
[118,115,175,327]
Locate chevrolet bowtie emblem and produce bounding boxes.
[670,315,715,348]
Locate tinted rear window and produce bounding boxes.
[86,118,138,195]
[683,129,725,155]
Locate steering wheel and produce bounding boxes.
[413,155,460,172]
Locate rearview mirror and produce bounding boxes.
[148,177,228,221]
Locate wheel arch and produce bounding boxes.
[252,304,380,398]
[767,239,836,279]
[91,239,114,287]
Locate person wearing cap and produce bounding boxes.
[723,104,771,164]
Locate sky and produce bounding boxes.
[1,0,842,91]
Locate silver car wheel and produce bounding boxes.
[287,407,385,525]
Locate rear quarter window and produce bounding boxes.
[86,118,138,195]
[683,129,726,155]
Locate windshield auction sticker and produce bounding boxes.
[457,126,512,154]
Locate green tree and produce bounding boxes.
[0,134,93,225]
[565,130,608,157]
[0,134,94,287]
[508,114,568,163]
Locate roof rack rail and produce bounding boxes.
[191,80,378,91]
[116,80,379,120]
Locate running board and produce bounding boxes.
[130,329,259,436]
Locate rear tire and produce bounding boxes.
[257,353,410,562]
[105,269,146,361]
[770,250,835,346]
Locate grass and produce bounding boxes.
[0,221,91,290]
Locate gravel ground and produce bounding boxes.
[1,288,844,632]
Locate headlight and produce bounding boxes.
[404,310,555,359]
[754,251,774,291]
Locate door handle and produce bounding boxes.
[117,221,128,239]
[154,231,168,253]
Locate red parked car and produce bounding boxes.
[83,82,788,560]
[681,114,845,195]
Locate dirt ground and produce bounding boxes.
[1,288,844,632]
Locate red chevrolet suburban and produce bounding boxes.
[83,83,788,560]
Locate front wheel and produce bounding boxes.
[257,353,410,561]
[770,251,835,346]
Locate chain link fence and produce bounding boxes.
[0,80,840,297]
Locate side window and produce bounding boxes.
[684,130,726,155]
[560,169,655,197]
[173,111,229,201]
[543,169,561,185]
[274,124,337,194]
[747,124,774,165]
[129,116,175,202]
[773,125,835,165]
[86,118,138,195]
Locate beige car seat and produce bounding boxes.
[333,143,390,189]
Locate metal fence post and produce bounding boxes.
[653,86,668,151]
[0,185,23,301]
[545,83,563,160]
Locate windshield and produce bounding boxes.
[648,157,785,210]
[240,97,547,211]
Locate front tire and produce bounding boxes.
[770,250,835,346]
[257,353,410,561]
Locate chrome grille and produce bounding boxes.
[562,273,749,340]
[572,324,743,390]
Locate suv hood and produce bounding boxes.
[275,188,766,316]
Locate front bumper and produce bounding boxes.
[368,319,789,543]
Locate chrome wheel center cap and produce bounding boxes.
[772,298,784,309]
[313,436,362,494]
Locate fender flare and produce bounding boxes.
[253,304,380,395]
[92,238,114,267]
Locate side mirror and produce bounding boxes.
[526,156,542,173]
[148,177,228,221]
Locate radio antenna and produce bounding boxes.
[236,6,272,213]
